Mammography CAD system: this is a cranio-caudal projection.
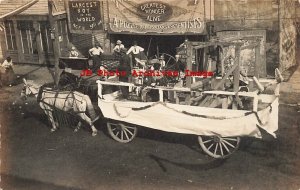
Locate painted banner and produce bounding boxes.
[107,0,210,34]
[68,0,103,32]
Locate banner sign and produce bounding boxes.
[68,0,103,32]
[108,0,207,34]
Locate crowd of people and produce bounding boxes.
[66,40,186,75]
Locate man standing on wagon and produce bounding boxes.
[126,41,144,68]
[89,43,104,72]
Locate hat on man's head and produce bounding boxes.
[159,55,164,59]
[117,40,122,44]
[71,46,76,50]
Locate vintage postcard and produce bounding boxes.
[0,0,299,189]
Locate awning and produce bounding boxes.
[0,0,39,20]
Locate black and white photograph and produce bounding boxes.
[0,0,299,189]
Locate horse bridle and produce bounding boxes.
[21,83,38,97]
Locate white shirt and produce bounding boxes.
[89,47,104,56]
[2,60,13,68]
[126,45,144,55]
[113,44,125,52]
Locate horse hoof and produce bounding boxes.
[92,131,97,137]
[74,128,79,133]
[51,128,56,132]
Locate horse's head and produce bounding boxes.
[20,78,39,100]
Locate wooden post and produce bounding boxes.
[186,42,193,88]
[12,20,24,63]
[255,42,260,78]
[33,21,44,64]
[233,46,240,92]
[48,0,60,86]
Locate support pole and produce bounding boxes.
[233,46,241,92]
[48,0,60,87]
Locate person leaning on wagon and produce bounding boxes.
[89,43,104,71]
[126,41,144,68]
[0,56,16,87]
[113,40,125,56]
[118,48,131,99]
[69,46,79,58]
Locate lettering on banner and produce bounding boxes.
[69,1,103,31]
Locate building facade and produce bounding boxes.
[0,0,298,75]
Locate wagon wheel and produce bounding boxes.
[107,122,138,143]
[198,136,240,159]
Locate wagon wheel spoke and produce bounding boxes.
[198,136,240,159]
[203,139,213,144]
[120,130,124,140]
[207,143,214,151]
[124,127,134,136]
[219,143,224,156]
[214,143,219,155]
[123,128,130,140]
[222,137,239,141]
[107,122,138,143]
[221,141,230,153]
[222,139,235,148]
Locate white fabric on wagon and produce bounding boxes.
[99,94,278,138]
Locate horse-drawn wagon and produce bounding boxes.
[21,37,282,159]
[95,37,282,159]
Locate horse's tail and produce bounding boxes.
[84,95,99,123]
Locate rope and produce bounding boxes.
[113,103,131,118]
[111,100,273,122]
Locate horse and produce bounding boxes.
[20,79,98,136]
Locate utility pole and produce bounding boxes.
[48,0,60,86]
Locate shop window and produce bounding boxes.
[4,20,17,50]
[17,21,38,54]
[39,21,53,53]
[57,19,69,46]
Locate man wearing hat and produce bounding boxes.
[113,40,125,53]
[126,41,144,67]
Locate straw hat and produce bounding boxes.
[117,40,122,44]
[71,46,76,50]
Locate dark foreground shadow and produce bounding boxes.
[149,154,227,172]
[0,174,82,190]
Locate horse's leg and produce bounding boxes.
[77,113,98,136]
[41,103,57,132]
[74,121,82,132]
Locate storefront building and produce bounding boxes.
[0,0,298,74]
[67,0,214,58]
[0,0,67,64]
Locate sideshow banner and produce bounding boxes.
[107,0,209,34]
[217,30,267,77]
[67,0,103,32]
